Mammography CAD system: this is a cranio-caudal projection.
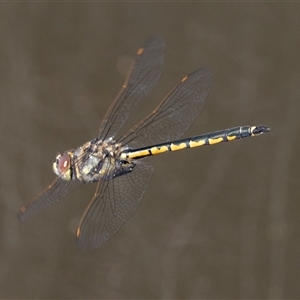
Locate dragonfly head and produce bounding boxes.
[53,151,73,181]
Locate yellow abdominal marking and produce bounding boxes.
[189,140,206,148]
[170,142,187,151]
[227,135,236,141]
[150,146,169,155]
[76,227,81,237]
[208,137,224,145]
[138,149,151,156]
[124,149,150,159]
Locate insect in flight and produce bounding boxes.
[18,35,270,250]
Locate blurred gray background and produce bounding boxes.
[0,3,299,299]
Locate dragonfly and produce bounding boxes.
[18,35,270,250]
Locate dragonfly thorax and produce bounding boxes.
[54,138,135,184]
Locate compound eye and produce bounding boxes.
[57,153,71,174]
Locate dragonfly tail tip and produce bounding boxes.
[253,125,270,135]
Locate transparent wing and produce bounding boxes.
[118,68,213,148]
[76,162,153,251]
[18,36,163,221]
[98,35,165,141]
[18,178,81,221]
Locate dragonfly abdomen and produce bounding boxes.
[122,125,270,160]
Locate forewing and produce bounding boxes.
[98,35,165,140]
[76,162,154,251]
[119,68,213,147]
[18,178,81,221]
